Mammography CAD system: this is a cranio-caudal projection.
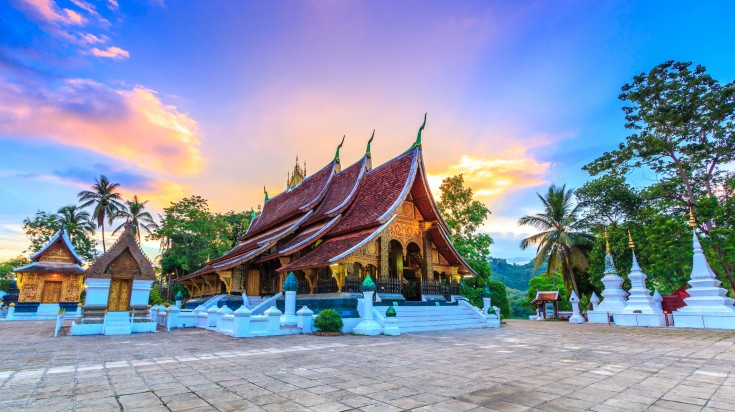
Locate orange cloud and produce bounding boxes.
[0,78,202,175]
[426,154,551,202]
[91,46,129,60]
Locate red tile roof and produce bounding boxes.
[530,291,561,304]
[329,149,417,236]
[246,161,334,236]
[278,228,379,272]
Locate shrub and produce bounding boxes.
[313,309,343,333]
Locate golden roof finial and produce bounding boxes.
[688,207,697,228]
[628,230,635,249]
[604,228,610,252]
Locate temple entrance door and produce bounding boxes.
[402,270,421,301]
[108,278,132,311]
[41,281,62,303]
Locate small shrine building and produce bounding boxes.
[72,224,157,335]
[12,228,84,318]
[175,120,475,304]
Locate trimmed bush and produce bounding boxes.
[313,309,343,333]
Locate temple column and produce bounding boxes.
[422,226,433,281]
[379,235,390,279]
[303,269,317,294]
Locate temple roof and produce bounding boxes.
[530,291,561,304]
[86,224,155,280]
[28,227,84,266]
[14,261,84,275]
[176,125,475,282]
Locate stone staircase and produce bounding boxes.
[104,312,132,335]
[246,296,269,309]
[378,304,486,333]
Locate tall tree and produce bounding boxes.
[584,61,735,294]
[112,195,159,242]
[149,196,252,281]
[78,175,124,252]
[437,174,494,277]
[437,175,510,316]
[518,184,594,297]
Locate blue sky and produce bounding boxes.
[1,0,734,263]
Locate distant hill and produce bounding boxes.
[490,257,547,292]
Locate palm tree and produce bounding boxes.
[78,175,125,252]
[518,184,594,296]
[57,205,96,238]
[112,195,159,242]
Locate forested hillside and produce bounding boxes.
[490,257,547,291]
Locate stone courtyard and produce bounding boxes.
[0,321,734,412]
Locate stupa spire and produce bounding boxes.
[588,226,628,323]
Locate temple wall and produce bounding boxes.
[17,273,83,303]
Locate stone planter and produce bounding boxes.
[314,331,343,336]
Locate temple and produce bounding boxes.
[175,118,475,309]
[11,228,84,319]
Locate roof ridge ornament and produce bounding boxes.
[366,129,375,171]
[264,186,269,202]
[334,135,345,173]
[406,113,427,153]
[689,207,697,229]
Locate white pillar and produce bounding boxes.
[216,305,233,330]
[353,276,383,335]
[233,305,252,337]
[282,291,298,326]
[264,306,282,332]
[569,291,585,324]
[482,297,491,314]
[7,303,15,320]
[297,305,314,333]
[206,305,219,327]
[590,292,600,311]
[588,244,627,323]
[281,272,298,326]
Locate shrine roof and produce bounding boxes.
[86,224,155,280]
[29,228,83,265]
[278,216,395,272]
[426,226,474,275]
[530,291,561,304]
[246,161,334,236]
[328,149,418,236]
[14,261,84,275]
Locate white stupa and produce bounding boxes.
[588,230,628,324]
[673,213,735,329]
[616,232,667,327]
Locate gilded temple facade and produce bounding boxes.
[175,120,474,304]
[13,228,85,318]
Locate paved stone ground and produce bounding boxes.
[0,320,734,411]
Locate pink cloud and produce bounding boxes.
[0,78,202,175]
[16,0,86,25]
[91,46,130,60]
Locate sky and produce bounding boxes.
[1,0,735,264]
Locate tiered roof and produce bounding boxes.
[177,121,474,282]
[14,228,85,275]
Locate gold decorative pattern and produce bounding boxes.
[86,225,155,280]
[37,241,75,263]
[108,278,131,311]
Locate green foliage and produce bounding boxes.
[437,174,494,277]
[78,174,125,252]
[170,283,189,300]
[149,284,164,305]
[22,207,99,261]
[436,175,508,314]
[506,288,534,318]
[0,256,29,291]
[460,278,510,318]
[150,196,253,279]
[313,309,343,332]
[489,258,546,291]
[583,60,735,294]
[112,195,159,241]
[576,175,642,226]
[518,184,595,296]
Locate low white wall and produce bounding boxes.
[85,278,111,306]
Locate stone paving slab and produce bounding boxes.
[0,320,734,411]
